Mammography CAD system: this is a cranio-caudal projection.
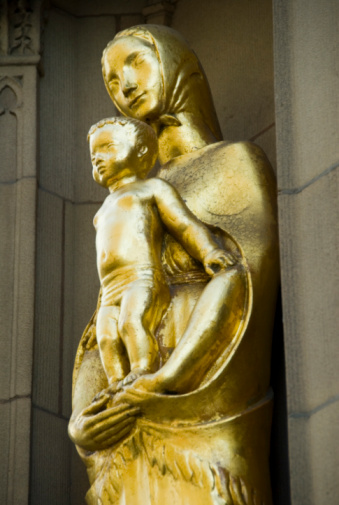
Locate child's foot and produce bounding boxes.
[118,368,149,388]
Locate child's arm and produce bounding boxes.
[152,178,235,273]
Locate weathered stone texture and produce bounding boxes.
[173,0,275,150]
[61,201,75,418]
[61,202,101,418]
[39,10,76,200]
[30,408,71,505]
[0,398,31,505]
[72,203,101,340]
[274,1,339,503]
[74,16,117,202]
[0,177,36,400]
[71,444,90,505]
[274,0,339,190]
[0,183,16,400]
[288,400,339,504]
[279,170,339,415]
[33,189,63,413]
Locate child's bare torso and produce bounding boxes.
[94,179,164,287]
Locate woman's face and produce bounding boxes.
[103,37,163,121]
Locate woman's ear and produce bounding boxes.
[137,145,148,157]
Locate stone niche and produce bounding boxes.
[30,2,283,504]
[2,0,337,504]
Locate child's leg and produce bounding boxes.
[118,282,169,385]
[96,305,129,385]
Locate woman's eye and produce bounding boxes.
[134,55,145,67]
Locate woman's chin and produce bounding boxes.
[125,103,162,122]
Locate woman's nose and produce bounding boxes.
[122,68,138,97]
[122,81,137,97]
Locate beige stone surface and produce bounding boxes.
[61,202,101,419]
[71,444,90,505]
[61,201,101,418]
[39,8,116,202]
[1,60,38,505]
[172,0,275,142]
[74,15,118,202]
[53,0,147,16]
[275,4,339,501]
[11,177,37,396]
[0,402,11,503]
[33,189,63,413]
[72,203,101,340]
[274,0,339,190]
[39,10,76,200]
[30,407,71,505]
[120,13,144,31]
[0,178,36,400]
[0,398,31,505]
[288,399,339,505]
[0,66,38,180]
[0,183,16,399]
[61,201,75,418]
[0,87,18,182]
[279,169,339,415]
[253,124,277,174]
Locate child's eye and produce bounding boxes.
[109,78,119,90]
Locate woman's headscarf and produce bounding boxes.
[102,25,222,141]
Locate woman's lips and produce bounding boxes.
[129,93,145,108]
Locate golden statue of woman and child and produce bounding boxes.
[68,25,279,505]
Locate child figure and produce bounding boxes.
[89,117,235,390]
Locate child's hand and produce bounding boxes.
[203,248,236,276]
[92,381,120,403]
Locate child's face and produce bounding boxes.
[90,124,140,187]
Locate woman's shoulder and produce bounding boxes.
[156,140,278,265]
[157,140,275,197]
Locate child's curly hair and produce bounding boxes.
[88,117,158,176]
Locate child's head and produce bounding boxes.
[88,117,158,188]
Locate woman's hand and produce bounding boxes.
[68,394,140,452]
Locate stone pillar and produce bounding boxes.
[273,1,339,504]
[0,1,44,504]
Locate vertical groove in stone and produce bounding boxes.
[39,9,76,200]
[33,190,63,413]
[58,199,66,415]
[30,407,71,505]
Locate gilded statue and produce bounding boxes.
[69,25,279,505]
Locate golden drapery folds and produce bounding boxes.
[69,25,279,505]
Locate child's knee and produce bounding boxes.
[118,315,141,341]
[97,333,114,351]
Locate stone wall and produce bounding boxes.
[274,1,339,503]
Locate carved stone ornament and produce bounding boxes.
[69,25,279,505]
[0,0,47,64]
